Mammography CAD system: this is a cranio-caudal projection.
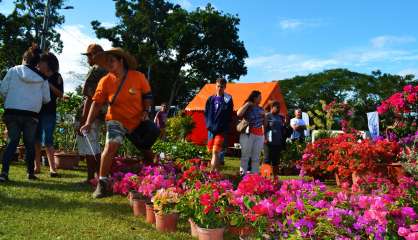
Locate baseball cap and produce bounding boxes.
[81,44,104,55]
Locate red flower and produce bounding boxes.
[200,193,212,206]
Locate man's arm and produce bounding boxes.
[80,101,103,133]
[290,119,299,131]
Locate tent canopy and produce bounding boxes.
[185,82,287,114]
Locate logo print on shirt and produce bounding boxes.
[128,88,136,95]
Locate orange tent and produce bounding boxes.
[185,82,288,146]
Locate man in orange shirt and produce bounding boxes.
[80,48,154,198]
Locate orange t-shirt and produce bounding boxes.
[92,70,151,131]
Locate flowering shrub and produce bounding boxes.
[176,164,223,190]
[308,100,354,131]
[329,138,399,179]
[298,137,337,177]
[137,164,177,198]
[152,187,181,214]
[185,181,232,229]
[227,174,278,229]
[112,172,141,195]
[377,85,418,138]
[298,133,400,182]
[111,158,417,239]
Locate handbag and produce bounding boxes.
[236,118,249,133]
[236,105,252,133]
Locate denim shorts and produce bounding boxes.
[36,113,57,147]
[106,120,128,144]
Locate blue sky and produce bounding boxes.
[1,0,418,91]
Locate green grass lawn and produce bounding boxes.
[0,160,195,240]
[0,157,333,240]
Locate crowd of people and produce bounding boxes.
[204,79,307,176]
[0,43,307,199]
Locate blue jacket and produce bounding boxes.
[204,93,233,134]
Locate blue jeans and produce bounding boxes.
[2,114,38,176]
[36,113,56,147]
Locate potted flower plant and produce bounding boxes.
[152,187,180,232]
[189,181,232,240]
[54,93,83,169]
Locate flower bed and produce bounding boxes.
[110,157,417,239]
[298,132,401,185]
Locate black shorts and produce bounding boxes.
[263,144,282,166]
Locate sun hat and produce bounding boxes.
[93,47,137,70]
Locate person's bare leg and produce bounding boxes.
[34,143,42,174]
[92,142,120,198]
[99,142,120,178]
[45,146,57,173]
[211,150,220,170]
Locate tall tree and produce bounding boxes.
[91,0,248,106]
[0,0,66,76]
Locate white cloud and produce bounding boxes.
[245,35,418,81]
[246,53,339,79]
[55,25,112,92]
[370,35,416,48]
[279,19,303,30]
[279,19,321,30]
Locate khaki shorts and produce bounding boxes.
[106,120,128,144]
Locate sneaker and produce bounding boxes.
[0,173,9,182]
[92,179,112,199]
[28,174,39,180]
[50,172,59,178]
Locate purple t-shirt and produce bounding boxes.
[212,96,223,115]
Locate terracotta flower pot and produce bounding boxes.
[54,152,80,169]
[132,199,146,217]
[128,191,142,206]
[146,203,156,224]
[189,219,198,237]
[228,225,254,237]
[197,226,225,240]
[155,212,178,232]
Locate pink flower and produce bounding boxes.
[296,199,305,211]
[398,227,410,237]
[403,85,413,93]
[406,232,418,240]
[401,207,417,220]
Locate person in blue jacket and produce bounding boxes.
[204,78,233,170]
